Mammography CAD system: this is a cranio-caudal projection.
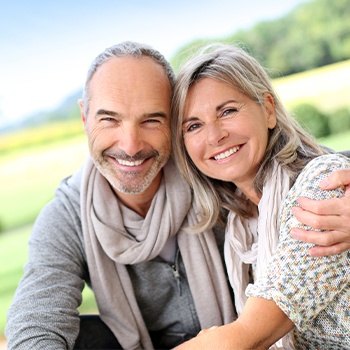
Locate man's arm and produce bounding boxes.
[291,168,350,256]
[5,178,87,350]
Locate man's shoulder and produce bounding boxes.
[56,164,83,202]
[338,149,350,158]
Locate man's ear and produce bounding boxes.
[263,93,277,129]
[78,99,85,123]
[78,99,88,133]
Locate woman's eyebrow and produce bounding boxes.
[182,116,199,125]
[182,99,239,124]
[216,99,239,111]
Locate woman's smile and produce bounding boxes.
[211,145,241,161]
[183,78,276,190]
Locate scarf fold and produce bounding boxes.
[81,157,235,350]
[225,161,294,349]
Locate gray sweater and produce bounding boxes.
[5,166,229,349]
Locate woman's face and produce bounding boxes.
[182,78,276,192]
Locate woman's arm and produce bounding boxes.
[291,169,350,256]
[174,297,294,350]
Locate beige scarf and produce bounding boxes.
[225,161,294,349]
[81,157,235,350]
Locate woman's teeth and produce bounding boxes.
[214,146,240,160]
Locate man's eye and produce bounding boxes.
[144,119,160,123]
[143,119,162,128]
[101,117,115,122]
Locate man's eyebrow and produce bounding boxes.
[95,109,168,119]
[95,109,118,117]
[145,111,168,119]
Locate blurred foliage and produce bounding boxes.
[170,0,350,74]
[291,103,330,138]
[291,103,350,139]
[327,107,350,135]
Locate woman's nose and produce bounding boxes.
[206,121,228,145]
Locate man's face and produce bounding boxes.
[81,57,172,196]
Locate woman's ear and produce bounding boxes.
[263,93,277,129]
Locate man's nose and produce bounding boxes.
[117,125,144,156]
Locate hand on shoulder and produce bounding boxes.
[291,168,350,256]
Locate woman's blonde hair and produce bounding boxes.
[171,43,327,232]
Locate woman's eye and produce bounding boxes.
[222,108,238,117]
[186,123,201,132]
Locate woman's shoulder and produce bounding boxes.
[306,153,350,168]
[288,153,349,203]
[298,153,350,182]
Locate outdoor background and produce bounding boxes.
[1,0,350,346]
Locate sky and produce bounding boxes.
[0,0,308,127]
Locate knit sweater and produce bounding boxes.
[247,154,350,349]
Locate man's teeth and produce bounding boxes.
[117,159,145,166]
[214,146,240,160]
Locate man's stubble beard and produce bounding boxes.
[93,153,169,194]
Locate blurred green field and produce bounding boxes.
[0,134,88,231]
[273,59,350,112]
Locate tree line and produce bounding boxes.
[170,0,350,77]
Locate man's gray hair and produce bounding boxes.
[82,41,175,115]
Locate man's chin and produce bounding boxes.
[110,180,152,195]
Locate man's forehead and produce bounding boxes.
[92,56,167,83]
[87,57,171,116]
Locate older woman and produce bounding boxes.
[171,43,350,349]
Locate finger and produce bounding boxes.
[292,206,346,230]
[290,228,350,246]
[308,242,350,257]
[295,197,346,216]
[320,169,350,190]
